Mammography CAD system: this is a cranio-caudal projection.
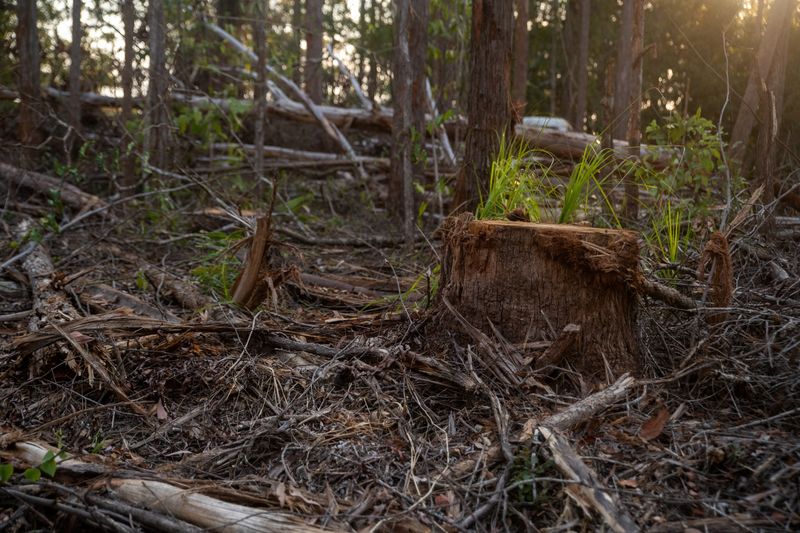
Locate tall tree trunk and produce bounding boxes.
[729,0,796,166]
[121,0,135,190]
[16,0,42,169]
[548,0,559,116]
[410,0,428,178]
[366,0,380,102]
[511,0,529,115]
[146,0,170,170]
[613,0,635,140]
[623,0,644,222]
[292,0,303,84]
[253,0,267,198]
[305,0,324,104]
[453,0,515,214]
[69,0,82,146]
[391,0,414,246]
[573,0,590,131]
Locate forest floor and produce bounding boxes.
[1,168,799,532]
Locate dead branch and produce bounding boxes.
[0,162,109,212]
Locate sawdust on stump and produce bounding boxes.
[438,216,642,380]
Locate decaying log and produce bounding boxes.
[440,218,641,380]
[538,426,640,533]
[1,438,333,533]
[515,124,670,165]
[638,278,697,310]
[0,162,109,212]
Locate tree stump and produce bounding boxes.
[439,217,641,380]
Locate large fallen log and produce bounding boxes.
[209,143,389,168]
[515,124,671,165]
[1,439,335,533]
[0,161,109,212]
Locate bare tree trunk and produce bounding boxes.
[292,0,303,84]
[146,0,170,170]
[253,0,267,199]
[453,0,514,214]
[16,0,42,169]
[410,0,428,179]
[757,82,776,238]
[729,0,795,166]
[120,0,135,190]
[548,0,559,117]
[511,0,529,115]
[305,0,324,104]
[561,0,591,128]
[623,0,644,222]
[392,0,414,246]
[68,0,82,147]
[574,0,590,131]
[613,0,635,140]
[366,0,379,102]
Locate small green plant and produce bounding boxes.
[510,446,558,507]
[1,447,66,483]
[190,230,245,300]
[559,145,614,224]
[89,430,108,454]
[644,109,723,198]
[648,200,690,280]
[0,463,13,483]
[476,133,542,222]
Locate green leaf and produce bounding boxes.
[40,456,57,477]
[24,467,41,482]
[0,463,13,482]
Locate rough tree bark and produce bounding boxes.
[305,0,324,104]
[511,0,529,115]
[146,0,170,170]
[729,0,796,166]
[292,0,303,84]
[15,0,43,169]
[392,0,414,246]
[453,0,515,214]
[440,219,641,381]
[253,0,267,198]
[613,0,635,140]
[68,0,82,145]
[561,0,590,129]
[120,0,136,190]
[410,0,428,179]
[624,0,644,222]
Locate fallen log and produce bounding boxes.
[1,438,335,533]
[515,124,670,165]
[0,161,109,212]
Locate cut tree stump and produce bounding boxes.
[439,217,641,380]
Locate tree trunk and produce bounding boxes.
[292,0,303,84]
[439,219,641,381]
[68,0,82,145]
[121,0,136,190]
[253,0,267,198]
[305,0,324,104]
[146,0,170,170]
[613,0,635,140]
[15,0,43,169]
[574,0,590,130]
[729,0,796,166]
[410,0,428,179]
[511,0,529,115]
[624,0,644,222]
[548,0,559,117]
[453,0,515,214]
[391,0,414,246]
